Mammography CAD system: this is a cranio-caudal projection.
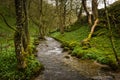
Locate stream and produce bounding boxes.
[34,37,119,80]
[34,37,88,80]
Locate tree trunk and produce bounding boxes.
[87,0,99,40]
[55,0,59,30]
[92,0,98,20]
[81,0,99,48]
[14,0,26,69]
[63,0,66,30]
[69,0,73,25]
[59,0,65,34]
[77,5,83,22]
[82,0,92,25]
[38,0,44,39]
[104,0,120,65]
[88,18,99,39]
[81,18,99,49]
[23,0,30,52]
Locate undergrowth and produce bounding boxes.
[0,36,43,80]
[0,45,43,80]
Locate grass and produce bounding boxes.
[51,23,120,68]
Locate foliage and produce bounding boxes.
[0,46,43,80]
[0,5,43,80]
[98,1,120,37]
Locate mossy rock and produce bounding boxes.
[83,53,98,60]
[68,41,78,49]
[82,46,89,50]
[71,47,86,58]
[81,38,91,49]
[63,47,70,51]
[33,40,40,45]
[61,41,69,48]
[76,53,83,58]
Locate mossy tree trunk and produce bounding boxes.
[38,0,44,39]
[63,0,67,30]
[14,0,27,69]
[88,0,99,40]
[69,0,73,25]
[88,18,99,40]
[23,0,30,52]
[81,0,99,48]
[104,0,120,65]
[55,0,59,30]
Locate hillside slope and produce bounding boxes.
[51,1,120,69]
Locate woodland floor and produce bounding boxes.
[33,37,120,80]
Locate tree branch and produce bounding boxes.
[29,16,39,27]
[0,13,17,32]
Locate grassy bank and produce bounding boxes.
[51,23,120,69]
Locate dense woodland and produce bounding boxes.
[0,0,120,80]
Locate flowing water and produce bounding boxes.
[34,37,88,80]
[34,37,119,80]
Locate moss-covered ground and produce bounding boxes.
[51,23,120,68]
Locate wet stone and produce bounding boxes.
[64,55,70,59]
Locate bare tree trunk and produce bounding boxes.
[92,0,98,20]
[77,5,83,22]
[104,0,120,65]
[14,0,26,69]
[82,0,92,25]
[59,0,65,34]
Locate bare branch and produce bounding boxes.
[29,16,39,27]
[0,13,17,32]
